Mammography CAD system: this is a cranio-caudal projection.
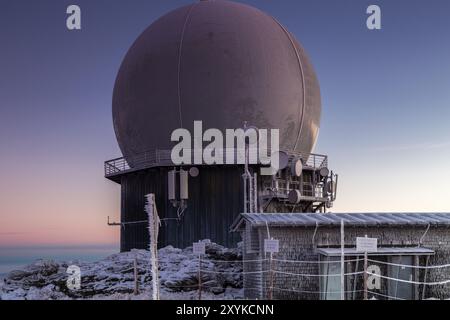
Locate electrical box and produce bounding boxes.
[168,170,176,200]
[180,169,189,200]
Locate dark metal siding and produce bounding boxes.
[120,166,243,251]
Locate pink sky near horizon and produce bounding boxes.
[0,152,121,247]
[1,0,450,248]
[1,142,450,248]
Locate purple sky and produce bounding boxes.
[1,0,449,246]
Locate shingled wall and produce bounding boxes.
[242,226,450,300]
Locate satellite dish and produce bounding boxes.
[271,151,289,172]
[325,179,333,195]
[319,167,330,177]
[288,189,302,204]
[189,167,199,177]
[290,158,303,177]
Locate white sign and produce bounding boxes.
[264,239,279,253]
[356,237,378,253]
[193,242,206,255]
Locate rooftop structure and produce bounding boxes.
[232,212,450,230]
[234,212,450,300]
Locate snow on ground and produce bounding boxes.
[0,241,244,300]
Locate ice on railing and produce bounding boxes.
[105,149,328,176]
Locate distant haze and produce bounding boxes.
[0,245,118,275]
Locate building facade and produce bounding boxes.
[105,149,335,251]
[232,213,450,300]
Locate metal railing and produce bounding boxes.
[105,149,328,178]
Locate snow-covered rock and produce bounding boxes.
[0,241,243,300]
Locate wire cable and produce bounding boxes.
[273,258,363,264]
[367,272,450,286]
[272,270,365,277]
[367,291,405,300]
[200,269,269,275]
[272,287,364,295]
[368,259,450,269]
[209,258,268,263]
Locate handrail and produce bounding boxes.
[104,148,328,177]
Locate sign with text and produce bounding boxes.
[193,242,206,255]
[356,237,378,253]
[264,239,279,253]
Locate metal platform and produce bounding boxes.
[104,149,328,183]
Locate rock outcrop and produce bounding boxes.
[0,241,243,300]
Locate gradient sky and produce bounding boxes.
[1,0,449,247]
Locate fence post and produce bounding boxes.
[421,256,430,300]
[134,257,139,295]
[268,252,274,300]
[364,235,368,300]
[198,254,202,300]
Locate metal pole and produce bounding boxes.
[268,252,274,300]
[243,177,247,213]
[340,219,345,300]
[134,257,139,295]
[414,256,419,300]
[352,257,360,300]
[363,235,368,300]
[249,177,253,213]
[253,172,258,213]
[421,255,430,300]
[364,252,368,300]
[243,140,249,213]
[246,140,251,213]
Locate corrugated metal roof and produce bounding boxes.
[317,247,435,257]
[231,212,450,230]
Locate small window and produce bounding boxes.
[319,256,341,300]
[387,256,414,300]
[317,247,433,300]
[319,255,415,300]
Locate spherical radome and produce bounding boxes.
[113,0,321,163]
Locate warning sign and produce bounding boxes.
[356,237,378,253]
[264,239,279,253]
[193,242,206,255]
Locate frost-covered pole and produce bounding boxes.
[133,257,139,295]
[146,193,160,300]
[198,254,202,300]
[268,250,273,300]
